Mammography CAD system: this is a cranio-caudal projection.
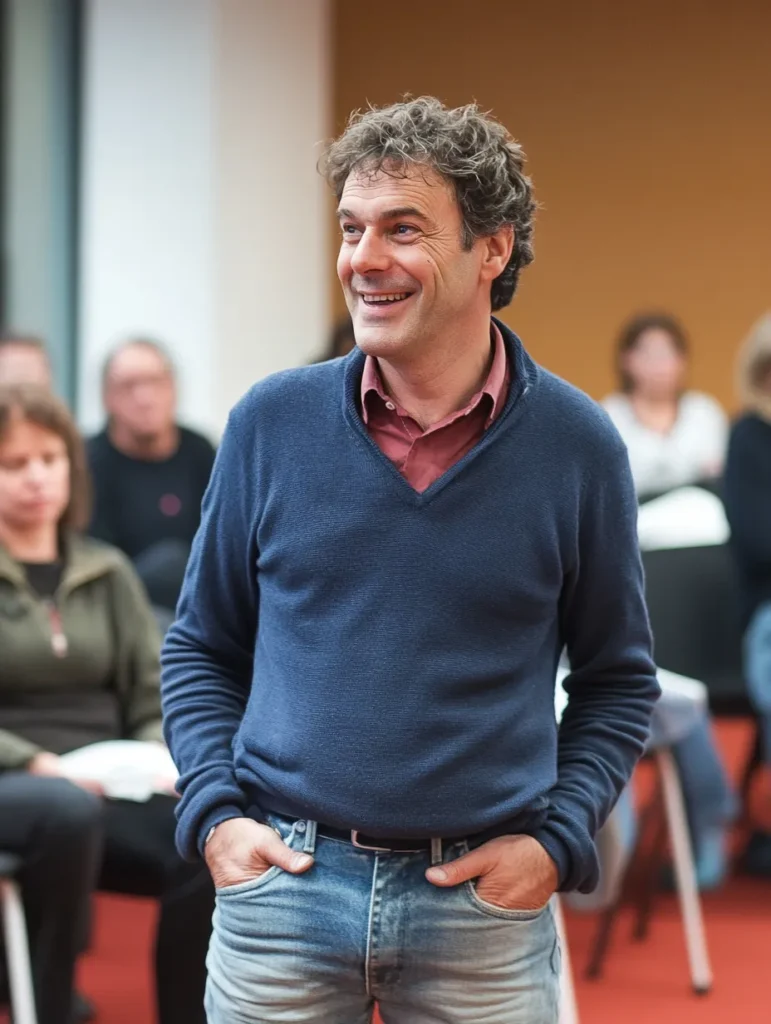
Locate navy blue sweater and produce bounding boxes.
[161,322,659,892]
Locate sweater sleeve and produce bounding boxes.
[532,443,660,893]
[0,730,43,771]
[161,406,258,860]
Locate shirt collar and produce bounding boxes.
[361,321,509,428]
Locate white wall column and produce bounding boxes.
[78,0,330,436]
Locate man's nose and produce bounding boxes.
[349,228,391,276]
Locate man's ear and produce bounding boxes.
[480,224,514,283]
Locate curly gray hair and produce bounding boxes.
[321,96,536,310]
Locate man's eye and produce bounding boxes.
[342,224,360,237]
[394,224,417,237]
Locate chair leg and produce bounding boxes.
[584,903,619,979]
[655,748,713,995]
[1,878,38,1024]
[554,897,580,1024]
[632,792,667,942]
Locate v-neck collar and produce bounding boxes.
[341,318,539,506]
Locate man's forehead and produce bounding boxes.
[339,163,451,211]
[109,345,169,379]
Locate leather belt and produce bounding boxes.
[315,822,437,853]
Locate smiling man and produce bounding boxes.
[162,97,659,1023]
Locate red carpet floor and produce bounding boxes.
[74,720,769,1023]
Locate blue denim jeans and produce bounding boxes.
[745,599,771,762]
[205,813,561,1023]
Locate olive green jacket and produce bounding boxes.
[0,534,164,768]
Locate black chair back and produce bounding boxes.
[641,544,748,714]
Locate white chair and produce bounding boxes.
[654,745,712,993]
[0,852,38,1024]
[557,668,713,995]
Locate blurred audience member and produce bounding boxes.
[0,332,52,388]
[0,384,211,1024]
[603,313,728,498]
[87,339,215,616]
[724,312,771,876]
[315,315,356,361]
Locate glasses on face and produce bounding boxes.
[109,373,171,395]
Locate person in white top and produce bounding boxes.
[602,313,728,498]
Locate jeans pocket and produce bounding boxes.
[215,820,299,898]
[453,839,550,921]
[464,880,550,921]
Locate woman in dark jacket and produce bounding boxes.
[0,384,211,1024]
[724,313,771,875]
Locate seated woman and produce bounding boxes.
[602,313,728,499]
[604,316,735,886]
[724,312,771,876]
[0,384,212,1024]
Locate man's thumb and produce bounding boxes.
[425,845,494,887]
[257,830,314,874]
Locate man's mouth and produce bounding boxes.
[359,292,412,306]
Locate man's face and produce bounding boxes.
[104,344,176,440]
[336,164,492,361]
[0,344,52,388]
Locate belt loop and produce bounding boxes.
[430,837,443,866]
[303,819,318,855]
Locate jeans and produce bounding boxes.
[1,781,212,1024]
[99,794,213,1024]
[745,599,771,763]
[0,774,102,1024]
[670,714,737,844]
[206,813,560,1024]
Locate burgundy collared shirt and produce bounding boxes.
[361,324,510,493]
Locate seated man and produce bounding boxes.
[724,312,771,875]
[0,332,52,388]
[87,338,215,615]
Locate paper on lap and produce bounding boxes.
[58,740,179,801]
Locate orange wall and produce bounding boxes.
[331,0,771,407]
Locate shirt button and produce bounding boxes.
[295,820,307,834]
[385,401,395,410]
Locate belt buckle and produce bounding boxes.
[350,830,395,852]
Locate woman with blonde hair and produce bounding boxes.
[0,384,211,1023]
[724,312,771,876]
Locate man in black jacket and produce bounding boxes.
[88,339,215,617]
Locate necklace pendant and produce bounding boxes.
[45,602,68,658]
[51,631,68,658]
